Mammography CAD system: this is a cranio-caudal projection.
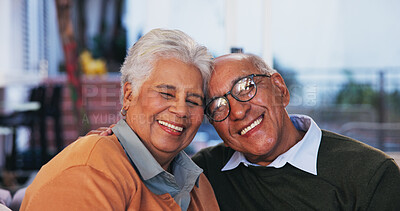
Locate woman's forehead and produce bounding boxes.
[142,58,204,93]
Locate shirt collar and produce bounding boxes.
[112,119,202,211]
[222,114,322,175]
[112,119,202,182]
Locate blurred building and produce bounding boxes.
[0,0,399,172]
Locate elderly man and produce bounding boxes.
[191,53,400,210]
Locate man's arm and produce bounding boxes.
[86,125,115,136]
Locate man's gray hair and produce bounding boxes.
[245,53,277,75]
[120,28,213,103]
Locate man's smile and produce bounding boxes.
[239,115,263,136]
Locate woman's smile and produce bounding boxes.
[158,120,184,136]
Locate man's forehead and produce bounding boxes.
[215,55,248,69]
[208,70,257,97]
[212,57,257,80]
[214,53,247,63]
[214,55,251,71]
[208,54,258,95]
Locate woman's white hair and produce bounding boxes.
[120,28,213,103]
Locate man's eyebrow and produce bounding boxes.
[155,84,176,90]
[209,73,249,99]
[225,73,249,89]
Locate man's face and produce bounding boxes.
[208,55,290,164]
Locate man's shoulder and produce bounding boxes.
[318,130,395,179]
[193,143,234,160]
[320,130,390,160]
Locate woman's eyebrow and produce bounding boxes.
[156,84,204,99]
[155,84,176,90]
[187,92,204,100]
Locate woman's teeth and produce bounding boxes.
[240,117,262,135]
[158,120,183,132]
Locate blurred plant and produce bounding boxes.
[90,0,127,70]
[273,58,301,98]
[335,70,400,121]
[79,50,107,75]
[387,90,400,120]
[56,0,89,134]
[335,70,378,107]
[75,0,126,72]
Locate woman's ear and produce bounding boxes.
[122,82,134,110]
[270,73,290,107]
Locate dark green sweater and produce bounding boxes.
[192,130,400,210]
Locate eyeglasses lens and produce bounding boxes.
[232,77,256,101]
[207,97,229,121]
[207,76,257,121]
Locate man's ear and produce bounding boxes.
[270,73,290,107]
[122,82,135,110]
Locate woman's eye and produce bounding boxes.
[186,98,203,107]
[160,92,174,99]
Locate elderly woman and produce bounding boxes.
[20,29,219,210]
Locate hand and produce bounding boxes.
[86,125,115,136]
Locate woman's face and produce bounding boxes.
[123,58,204,163]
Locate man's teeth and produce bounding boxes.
[240,118,262,135]
[158,120,183,132]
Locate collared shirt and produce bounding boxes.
[222,114,322,175]
[112,119,203,211]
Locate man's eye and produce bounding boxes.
[235,84,254,97]
[244,83,255,90]
[160,92,174,99]
[212,104,225,113]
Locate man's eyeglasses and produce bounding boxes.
[205,74,271,122]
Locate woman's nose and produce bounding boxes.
[168,98,188,118]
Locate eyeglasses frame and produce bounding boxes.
[205,73,271,122]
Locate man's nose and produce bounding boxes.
[228,95,250,121]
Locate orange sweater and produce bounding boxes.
[21,135,219,210]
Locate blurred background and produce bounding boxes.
[0,0,399,193]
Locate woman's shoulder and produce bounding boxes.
[37,134,130,180]
[71,134,133,173]
[189,173,220,210]
[58,134,122,164]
